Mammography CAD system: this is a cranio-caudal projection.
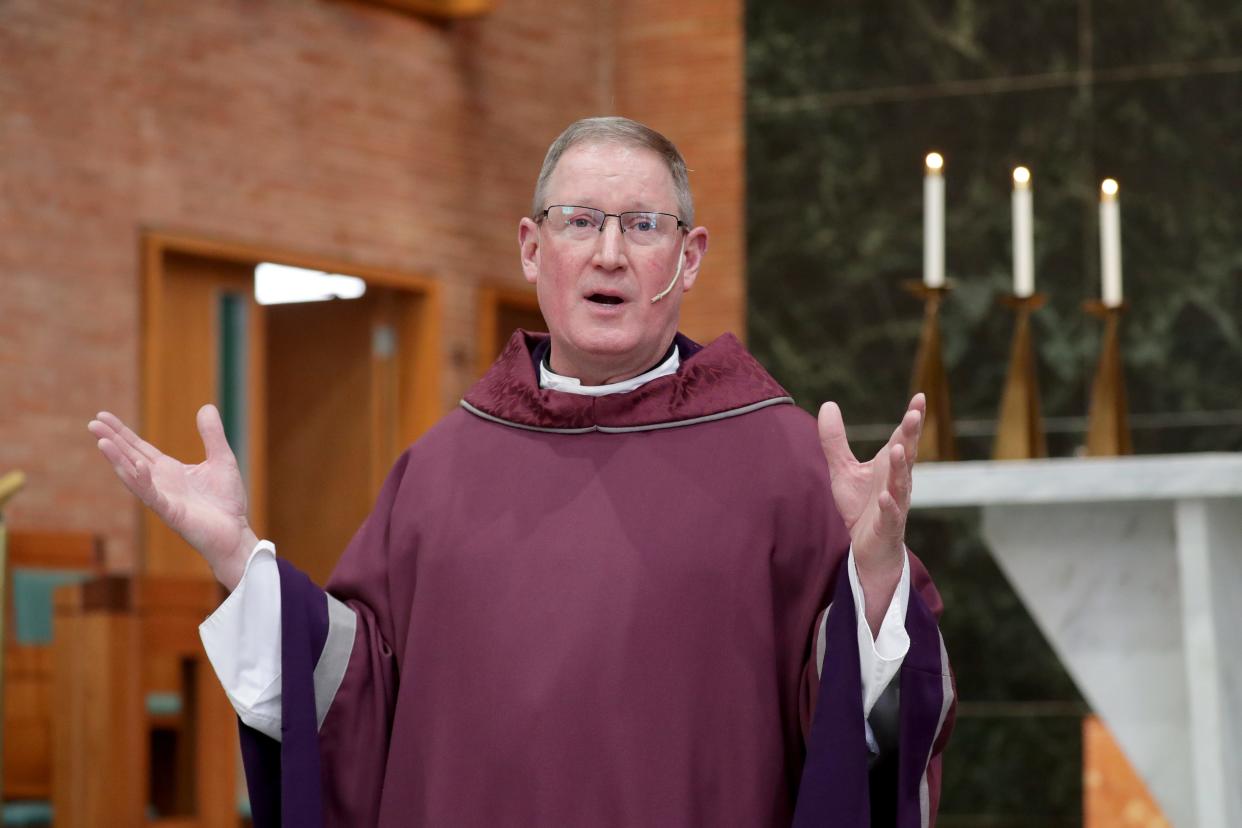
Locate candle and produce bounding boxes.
[1099,179,1122,306]
[923,152,945,288]
[1011,167,1034,298]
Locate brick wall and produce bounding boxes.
[0,0,743,567]
[612,0,747,341]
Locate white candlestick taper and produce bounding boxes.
[1012,166,1034,297]
[1099,179,1122,307]
[924,152,945,288]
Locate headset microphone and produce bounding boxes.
[649,235,689,304]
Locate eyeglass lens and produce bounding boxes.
[544,205,680,246]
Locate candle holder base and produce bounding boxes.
[1083,300,1131,457]
[993,293,1047,460]
[903,281,957,461]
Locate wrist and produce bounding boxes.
[854,540,904,579]
[213,526,260,593]
[854,543,904,595]
[852,543,905,638]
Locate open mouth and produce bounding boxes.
[586,293,624,305]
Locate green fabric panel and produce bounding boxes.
[11,569,91,644]
[2,801,53,826]
[144,691,184,717]
[217,292,248,464]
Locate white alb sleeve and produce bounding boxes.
[848,547,911,719]
[199,540,283,741]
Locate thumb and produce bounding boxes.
[817,401,856,475]
[197,404,236,464]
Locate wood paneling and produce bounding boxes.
[51,576,234,827]
[52,589,144,826]
[5,531,102,570]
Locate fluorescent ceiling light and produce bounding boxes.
[254,262,366,305]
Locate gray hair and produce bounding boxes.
[531,116,694,225]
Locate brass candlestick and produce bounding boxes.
[905,282,957,461]
[993,294,1048,460]
[1084,301,1132,456]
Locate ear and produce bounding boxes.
[678,226,709,293]
[519,218,541,285]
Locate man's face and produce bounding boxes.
[519,142,708,384]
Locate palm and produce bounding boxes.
[830,454,889,545]
[148,447,248,558]
[817,395,925,571]
[89,405,251,568]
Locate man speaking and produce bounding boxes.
[90,117,953,826]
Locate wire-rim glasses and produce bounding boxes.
[536,205,688,247]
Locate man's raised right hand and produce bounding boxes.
[88,404,257,591]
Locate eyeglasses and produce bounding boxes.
[536,205,688,247]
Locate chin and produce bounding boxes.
[568,327,640,358]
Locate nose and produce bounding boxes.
[592,216,627,271]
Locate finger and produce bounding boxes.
[904,393,926,463]
[96,435,167,516]
[890,406,922,466]
[817,401,857,476]
[888,442,912,512]
[97,437,156,508]
[89,418,146,468]
[96,436,137,477]
[197,404,236,464]
[95,411,161,463]
[875,488,905,541]
[130,456,165,512]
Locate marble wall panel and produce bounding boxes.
[1092,0,1242,70]
[748,0,1080,98]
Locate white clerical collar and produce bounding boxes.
[539,346,680,397]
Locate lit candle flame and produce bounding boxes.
[1101,178,1119,200]
[1013,166,1031,188]
[925,152,944,173]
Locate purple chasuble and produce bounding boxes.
[238,330,954,827]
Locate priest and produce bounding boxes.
[90,116,954,827]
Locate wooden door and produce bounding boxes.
[265,290,410,586]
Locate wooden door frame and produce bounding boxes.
[476,284,541,377]
[140,230,443,569]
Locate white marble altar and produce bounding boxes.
[911,453,1242,828]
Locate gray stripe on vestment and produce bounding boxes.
[313,594,357,731]
[919,630,954,828]
[815,604,831,678]
[459,397,795,434]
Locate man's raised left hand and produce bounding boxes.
[817,393,926,635]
